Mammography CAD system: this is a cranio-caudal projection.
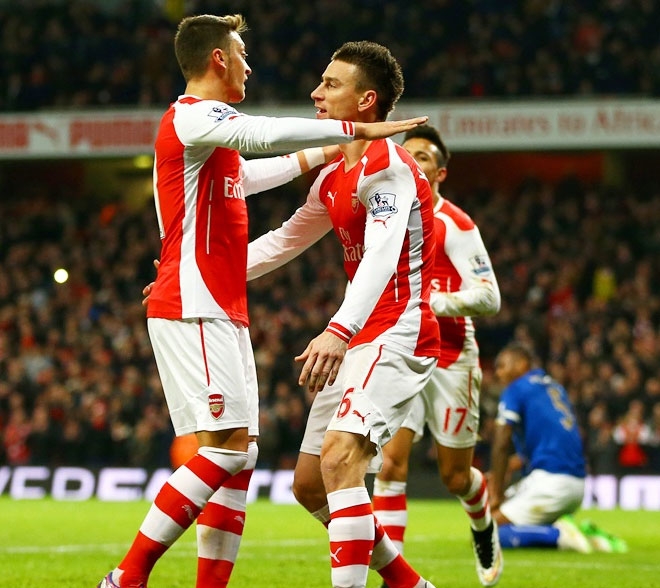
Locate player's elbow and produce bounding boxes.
[480,285,501,316]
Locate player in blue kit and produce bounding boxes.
[488,343,626,553]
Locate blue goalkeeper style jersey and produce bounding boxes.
[497,368,585,478]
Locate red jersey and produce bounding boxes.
[430,197,500,368]
[248,138,440,357]
[146,95,355,324]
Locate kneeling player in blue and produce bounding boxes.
[487,343,626,553]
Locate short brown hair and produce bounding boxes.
[331,41,404,121]
[174,14,247,82]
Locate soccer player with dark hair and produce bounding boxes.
[98,14,426,588]
[489,343,626,553]
[372,124,503,586]
[248,41,442,588]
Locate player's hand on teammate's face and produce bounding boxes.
[295,331,347,394]
[141,259,160,307]
[354,116,429,141]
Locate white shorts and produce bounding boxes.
[147,317,258,437]
[324,343,435,468]
[500,469,585,526]
[401,365,481,448]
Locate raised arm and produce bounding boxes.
[241,147,335,196]
[247,169,334,280]
[174,100,427,153]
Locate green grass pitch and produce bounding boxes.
[1,498,659,587]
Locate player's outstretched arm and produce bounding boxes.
[354,117,429,141]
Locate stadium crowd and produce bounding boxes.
[3,0,660,111]
[1,174,659,474]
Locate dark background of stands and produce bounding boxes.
[2,0,660,111]
[1,0,659,480]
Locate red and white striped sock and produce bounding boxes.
[371,518,428,588]
[311,502,427,588]
[458,467,492,532]
[312,504,331,528]
[115,447,248,587]
[372,479,407,554]
[327,487,375,588]
[195,441,258,588]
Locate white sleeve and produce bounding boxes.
[247,176,332,281]
[240,154,301,196]
[174,100,354,152]
[240,147,325,196]
[327,162,414,339]
[430,221,500,317]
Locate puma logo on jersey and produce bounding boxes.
[373,217,390,228]
[352,409,370,425]
[327,191,337,206]
[330,546,343,563]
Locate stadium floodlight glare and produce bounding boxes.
[133,154,154,169]
[53,268,69,283]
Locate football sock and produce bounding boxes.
[196,441,258,588]
[498,524,559,548]
[372,478,407,553]
[310,501,424,587]
[371,517,428,588]
[459,467,492,532]
[327,487,375,588]
[312,503,331,528]
[116,447,248,587]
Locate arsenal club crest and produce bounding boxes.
[208,393,225,419]
[351,191,360,213]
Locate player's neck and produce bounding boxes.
[184,76,232,102]
[340,139,371,171]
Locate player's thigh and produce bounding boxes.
[500,470,585,525]
[399,392,425,443]
[300,366,346,457]
[424,366,481,449]
[147,317,251,436]
[326,343,435,468]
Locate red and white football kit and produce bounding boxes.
[248,138,440,455]
[146,95,356,436]
[401,196,500,448]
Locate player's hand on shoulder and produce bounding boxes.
[295,331,347,394]
[354,116,428,141]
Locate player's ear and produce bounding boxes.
[358,90,377,113]
[211,47,228,71]
[437,167,448,184]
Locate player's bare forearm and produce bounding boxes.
[354,116,428,140]
[295,331,347,394]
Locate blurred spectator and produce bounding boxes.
[613,399,652,470]
[0,173,659,473]
[3,0,660,112]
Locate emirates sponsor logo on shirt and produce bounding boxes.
[209,393,225,419]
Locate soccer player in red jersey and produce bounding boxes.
[372,125,503,586]
[98,14,426,588]
[248,42,442,588]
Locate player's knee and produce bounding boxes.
[442,468,471,496]
[292,473,320,510]
[379,452,408,482]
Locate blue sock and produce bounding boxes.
[498,524,560,548]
